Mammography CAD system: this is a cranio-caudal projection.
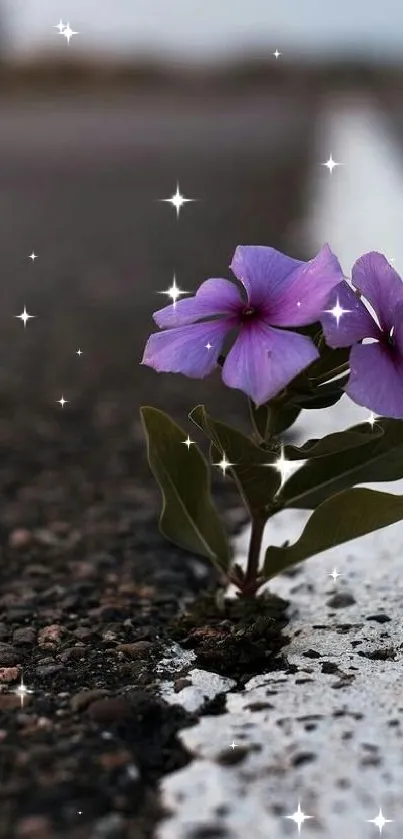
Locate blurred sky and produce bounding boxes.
[4,0,403,62]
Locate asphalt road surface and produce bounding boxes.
[0,88,317,422]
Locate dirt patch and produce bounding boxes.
[170,592,290,685]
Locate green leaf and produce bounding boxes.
[305,346,350,384]
[264,488,403,580]
[249,397,301,438]
[293,321,323,344]
[270,404,302,435]
[285,420,384,460]
[289,374,349,410]
[277,418,403,510]
[140,406,230,570]
[189,404,281,514]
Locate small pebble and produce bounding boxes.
[116,641,153,659]
[99,749,132,770]
[8,528,32,549]
[16,815,53,839]
[59,646,87,663]
[13,628,36,646]
[38,625,65,647]
[366,614,391,623]
[0,643,21,665]
[327,592,356,609]
[35,664,64,677]
[0,666,19,682]
[92,812,126,839]
[72,627,94,640]
[0,694,21,710]
[88,697,133,723]
[71,688,109,713]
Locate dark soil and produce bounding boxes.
[0,85,316,838]
[170,592,289,684]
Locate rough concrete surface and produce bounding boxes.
[157,393,403,839]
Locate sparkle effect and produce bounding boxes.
[57,396,69,408]
[229,741,238,750]
[285,802,313,833]
[273,49,282,59]
[28,251,38,261]
[322,154,341,174]
[158,275,190,306]
[205,342,213,350]
[265,446,302,489]
[323,296,352,327]
[329,567,342,582]
[215,453,236,476]
[54,19,66,33]
[14,675,34,708]
[182,436,195,449]
[160,183,196,218]
[367,411,379,428]
[60,22,79,44]
[15,306,35,328]
[366,808,393,834]
[76,349,83,357]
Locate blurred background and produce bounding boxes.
[0,0,402,513]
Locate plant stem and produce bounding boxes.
[265,404,278,440]
[242,515,266,596]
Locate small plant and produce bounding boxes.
[140,245,403,598]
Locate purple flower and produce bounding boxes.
[320,252,403,418]
[141,244,343,406]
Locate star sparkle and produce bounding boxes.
[182,435,195,449]
[158,275,190,306]
[229,741,238,750]
[215,453,236,476]
[321,154,341,174]
[57,396,69,408]
[205,342,213,350]
[15,306,35,327]
[76,349,83,356]
[329,567,342,583]
[273,49,282,59]
[54,19,66,33]
[265,446,302,490]
[366,808,393,834]
[60,22,79,44]
[28,251,38,261]
[285,801,313,833]
[160,183,196,218]
[14,674,34,708]
[367,411,379,428]
[323,295,351,327]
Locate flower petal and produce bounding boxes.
[230,245,304,308]
[320,280,381,348]
[222,322,319,406]
[268,244,344,326]
[141,318,234,378]
[153,278,241,329]
[346,341,403,418]
[352,252,403,332]
[390,300,403,356]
